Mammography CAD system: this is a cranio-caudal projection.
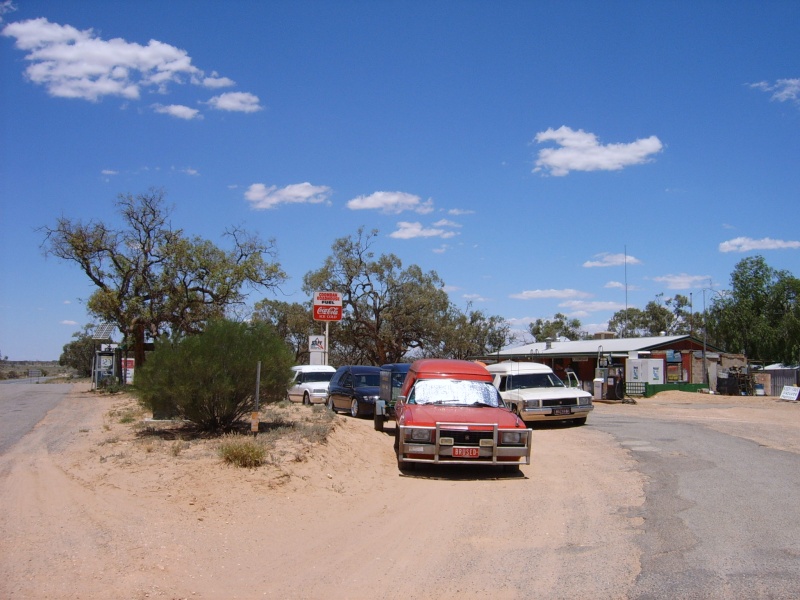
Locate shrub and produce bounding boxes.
[135,319,293,432]
[219,434,266,468]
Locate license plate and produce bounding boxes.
[552,407,572,416]
[452,447,480,458]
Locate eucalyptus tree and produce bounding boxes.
[528,312,584,342]
[41,189,286,366]
[707,256,800,363]
[302,228,453,365]
[251,299,316,363]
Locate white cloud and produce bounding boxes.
[174,167,199,176]
[463,293,489,302]
[101,169,118,176]
[559,300,626,313]
[750,79,800,105]
[510,288,591,300]
[207,91,262,112]
[533,126,663,176]
[0,1,17,23]
[1,18,204,101]
[432,244,450,254]
[432,219,460,228]
[719,236,800,253]
[389,221,459,240]
[202,72,235,88]
[153,103,201,120]
[605,280,641,291]
[448,208,475,216]
[60,319,78,326]
[347,191,433,215]
[583,252,642,268]
[651,273,711,290]
[245,182,332,210]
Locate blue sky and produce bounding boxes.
[1,0,798,361]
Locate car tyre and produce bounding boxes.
[350,398,362,418]
[374,412,384,432]
[573,417,587,426]
[327,396,337,413]
[502,464,521,474]
[302,392,310,406]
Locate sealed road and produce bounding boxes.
[0,382,73,454]
[592,406,800,599]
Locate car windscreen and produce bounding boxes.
[408,379,501,407]
[304,372,334,383]
[354,373,380,387]
[507,373,565,390]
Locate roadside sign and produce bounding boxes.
[779,386,800,401]
[313,291,343,321]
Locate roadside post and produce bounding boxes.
[252,361,261,437]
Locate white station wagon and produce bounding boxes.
[486,361,593,425]
[287,365,336,405]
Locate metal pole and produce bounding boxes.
[252,361,261,436]
[702,289,707,387]
[325,321,329,365]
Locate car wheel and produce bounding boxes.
[374,413,384,432]
[302,392,310,406]
[327,396,336,412]
[397,454,416,472]
[573,417,587,426]
[502,464,521,474]
[350,398,362,418]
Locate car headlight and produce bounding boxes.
[578,397,591,406]
[524,399,540,409]
[408,428,432,442]
[500,431,526,445]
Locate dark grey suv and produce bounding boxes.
[326,365,381,418]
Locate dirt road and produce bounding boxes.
[0,384,645,599]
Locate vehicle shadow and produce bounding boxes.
[398,463,528,481]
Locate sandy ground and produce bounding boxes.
[1,384,796,600]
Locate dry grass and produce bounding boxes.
[103,394,337,469]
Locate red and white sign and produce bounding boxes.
[313,291,343,321]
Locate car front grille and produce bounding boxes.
[440,429,494,446]
[542,398,580,407]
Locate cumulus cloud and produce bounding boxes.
[719,236,800,252]
[153,103,201,120]
[1,18,203,101]
[447,208,475,216]
[245,182,332,210]
[559,300,626,314]
[583,252,642,268]
[389,221,459,240]
[202,72,235,88]
[651,274,711,290]
[206,91,262,112]
[510,288,591,300]
[1,17,259,114]
[533,126,663,176]
[750,79,800,105]
[347,191,433,215]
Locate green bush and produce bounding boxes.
[135,319,293,432]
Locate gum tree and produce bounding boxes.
[41,189,286,366]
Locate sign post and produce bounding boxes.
[313,291,343,365]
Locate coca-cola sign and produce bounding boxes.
[313,291,343,321]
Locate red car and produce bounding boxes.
[394,359,532,472]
